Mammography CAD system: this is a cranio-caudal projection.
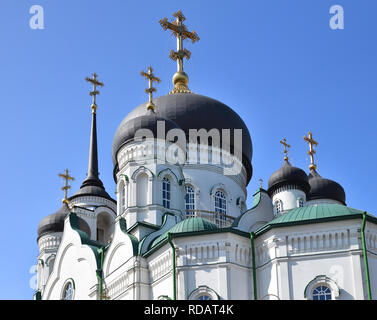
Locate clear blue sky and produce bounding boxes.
[0,0,376,300]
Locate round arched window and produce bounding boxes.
[214,191,227,215]
[304,275,339,300]
[62,281,74,300]
[312,285,332,300]
[188,285,219,300]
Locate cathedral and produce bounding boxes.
[35,11,376,300]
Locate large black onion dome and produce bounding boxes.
[268,160,310,197]
[308,169,346,205]
[112,109,181,160]
[112,93,253,183]
[37,203,91,241]
[112,109,182,163]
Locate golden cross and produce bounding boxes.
[280,138,291,161]
[159,10,200,73]
[140,66,161,111]
[303,131,318,170]
[58,169,75,204]
[85,73,104,114]
[259,178,263,188]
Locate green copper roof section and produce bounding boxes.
[119,218,139,256]
[138,212,176,255]
[150,217,218,249]
[255,204,376,236]
[69,213,103,269]
[270,204,363,223]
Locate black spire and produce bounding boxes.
[69,73,114,202]
[80,110,104,189]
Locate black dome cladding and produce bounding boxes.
[112,93,253,183]
[37,203,91,240]
[308,169,346,205]
[70,185,114,202]
[112,110,181,162]
[267,160,310,196]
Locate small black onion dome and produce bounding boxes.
[308,169,346,205]
[112,109,182,164]
[267,160,310,197]
[112,94,253,184]
[37,203,91,241]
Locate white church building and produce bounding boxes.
[34,11,377,301]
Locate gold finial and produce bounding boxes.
[140,66,161,111]
[280,138,291,161]
[159,10,200,94]
[303,131,318,170]
[100,288,111,300]
[259,178,263,189]
[85,73,104,114]
[58,169,75,204]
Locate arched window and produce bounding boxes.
[304,275,339,300]
[48,256,55,275]
[97,212,112,244]
[188,285,219,300]
[185,185,195,216]
[297,198,304,208]
[312,285,332,300]
[274,200,283,215]
[137,173,148,206]
[120,181,126,213]
[162,177,171,209]
[214,190,227,221]
[62,281,74,300]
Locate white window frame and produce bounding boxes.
[214,190,227,222]
[304,275,340,300]
[185,185,195,216]
[312,285,332,300]
[162,177,171,209]
[188,285,219,300]
[274,199,283,215]
[61,279,75,300]
[297,197,304,208]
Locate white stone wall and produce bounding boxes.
[271,187,306,215]
[116,139,185,232]
[255,219,370,300]
[182,166,246,219]
[144,233,253,300]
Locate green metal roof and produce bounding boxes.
[69,213,103,269]
[150,217,218,248]
[255,204,374,236]
[119,218,139,256]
